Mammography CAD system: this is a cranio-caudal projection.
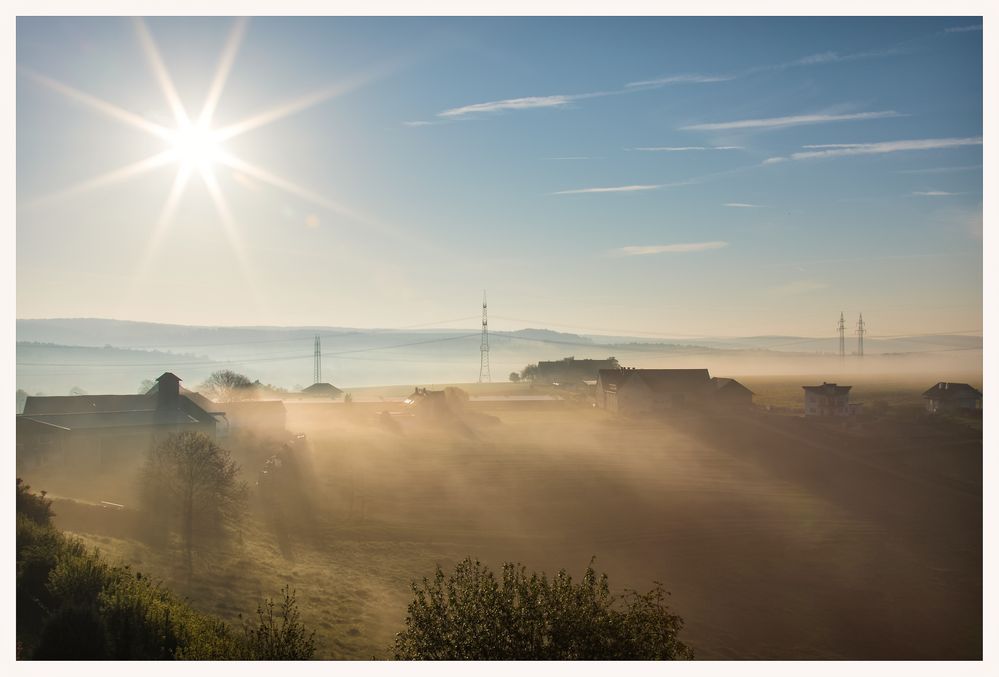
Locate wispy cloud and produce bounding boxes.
[764,136,983,164]
[628,47,897,90]
[438,94,581,118]
[546,156,592,160]
[403,120,434,127]
[421,41,902,124]
[435,71,733,119]
[912,190,962,196]
[552,164,758,197]
[626,73,734,88]
[768,48,903,70]
[724,202,765,208]
[630,145,744,152]
[945,24,982,33]
[553,184,665,195]
[896,164,982,174]
[681,110,902,132]
[613,241,728,256]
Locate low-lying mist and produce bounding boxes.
[19,376,982,659]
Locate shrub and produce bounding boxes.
[240,585,317,660]
[394,557,693,660]
[16,478,53,525]
[16,479,313,660]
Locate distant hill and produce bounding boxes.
[495,328,593,344]
[16,342,218,396]
[15,318,981,395]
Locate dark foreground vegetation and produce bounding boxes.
[16,479,316,660]
[394,558,692,660]
[19,473,692,661]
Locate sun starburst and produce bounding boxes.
[19,16,389,291]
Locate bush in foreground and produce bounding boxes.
[394,557,693,660]
[16,480,314,660]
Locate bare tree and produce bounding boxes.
[199,370,254,402]
[141,432,246,577]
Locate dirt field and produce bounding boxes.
[29,379,982,660]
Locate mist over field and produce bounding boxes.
[18,380,982,659]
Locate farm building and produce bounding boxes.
[802,383,853,417]
[922,382,982,414]
[523,356,620,385]
[16,372,223,469]
[595,368,753,415]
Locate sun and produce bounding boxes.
[168,122,223,171]
[20,15,377,293]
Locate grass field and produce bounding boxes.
[28,374,982,660]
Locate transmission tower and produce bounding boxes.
[837,311,845,359]
[479,291,491,383]
[856,313,865,358]
[313,334,322,383]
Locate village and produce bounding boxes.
[14,352,983,487]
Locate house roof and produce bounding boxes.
[598,369,711,394]
[20,375,219,431]
[802,383,852,395]
[18,408,213,431]
[711,377,754,395]
[921,382,982,400]
[144,382,217,410]
[301,382,343,396]
[23,394,154,415]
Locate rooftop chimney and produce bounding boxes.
[156,372,182,410]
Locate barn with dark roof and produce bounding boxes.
[17,372,224,470]
[595,368,753,414]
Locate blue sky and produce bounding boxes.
[15,16,983,337]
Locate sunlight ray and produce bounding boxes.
[150,163,192,247]
[126,164,192,303]
[197,17,250,128]
[216,151,361,221]
[214,62,395,142]
[21,150,176,209]
[133,18,190,127]
[200,165,253,278]
[200,166,268,316]
[19,67,171,140]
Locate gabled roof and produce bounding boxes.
[301,382,343,396]
[711,377,754,395]
[921,382,982,400]
[144,382,217,410]
[802,383,851,395]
